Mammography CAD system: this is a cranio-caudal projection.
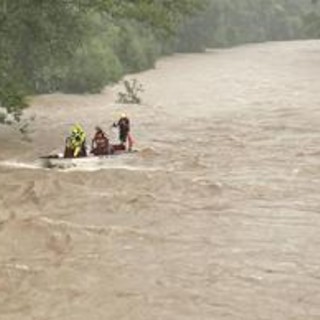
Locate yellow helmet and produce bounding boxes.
[71,123,84,134]
[120,113,127,118]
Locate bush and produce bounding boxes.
[117,79,144,104]
[115,23,160,72]
[0,81,28,124]
[62,41,123,93]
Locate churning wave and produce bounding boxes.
[0,160,43,171]
[0,158,168,173]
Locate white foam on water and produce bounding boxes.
[64,163,168,173]
[0,160,43,170]
[0,158,169,174]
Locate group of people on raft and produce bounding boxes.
[64,113,133,158]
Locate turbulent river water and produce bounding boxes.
[1,40,320,320]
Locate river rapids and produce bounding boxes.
[0,40,320,320]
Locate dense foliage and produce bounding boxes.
[0,0,318,123]
[0,0,202,123]
[175,0,315,52]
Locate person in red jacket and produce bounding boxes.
[91,126,110,156]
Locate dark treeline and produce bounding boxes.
[0,0,202,123]
[175,0,316,52]
[0,0,318,123]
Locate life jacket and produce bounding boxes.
[67,125,87,157]
[94,132,108,147]
[92,131,109,155]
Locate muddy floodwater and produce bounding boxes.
[1,40,320,320]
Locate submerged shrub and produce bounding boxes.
[117,79,144,104]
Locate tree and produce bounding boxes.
[0,0,202,124]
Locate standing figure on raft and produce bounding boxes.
[112,113,134,151]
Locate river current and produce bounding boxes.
[0,40,320,320]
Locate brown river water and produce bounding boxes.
[0,40,320,320]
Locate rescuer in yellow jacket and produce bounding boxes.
[64,124,87,158]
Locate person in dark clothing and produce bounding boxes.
[113,113,133,151]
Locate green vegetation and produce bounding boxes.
[0,0,318,124]
[0,0,201,123]
[303,0,320,37]
[175,0,314,52]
